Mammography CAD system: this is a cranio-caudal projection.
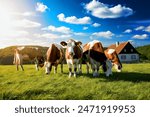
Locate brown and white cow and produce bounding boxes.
[60,39,83,78]
[104,49,122,74]
[44,43,65,74]
[13,47,45,71]
[83,40,111,77]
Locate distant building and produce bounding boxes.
[108,41,140,63]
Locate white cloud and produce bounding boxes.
[134,25,150,33]
[42,25,72,34]
[34,33,59,39]
[10,30,29,37]
[92,31,114,39]
[57,13,91,24]
[135,26,145,31]
[36,2,48,12]
[132,34,149,39]
[13,19,41,28]
[92,23,101,27]
[34,33,72,39]
[116,34,123,38]
[23,12,36,16]
[123,29,132,33]
[145,26,150,33]
[12,12,36,17]
[74,32,87,36]
[85,0,133,18]
[0,30,29,38]
[83,27,88,30]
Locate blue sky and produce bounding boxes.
[0,0,150,48]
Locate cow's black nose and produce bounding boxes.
[118,66,121,69]
[46,73,49,75]
[69,52,74,56]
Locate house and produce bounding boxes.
[107,41,140,63]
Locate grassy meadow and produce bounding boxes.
[0,63,150,100]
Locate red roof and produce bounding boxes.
[108,42,129,54]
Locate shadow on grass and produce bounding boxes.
[81,72,150,82]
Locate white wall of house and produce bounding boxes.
[118,54,139,63]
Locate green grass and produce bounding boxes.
[0,63,150,100]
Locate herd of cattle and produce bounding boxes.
[13,39,122,77]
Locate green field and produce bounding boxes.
[0,63,150,100]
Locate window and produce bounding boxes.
[121,55,126,60]
[124,49,126,52]
[131,55,136,60]
[131,49,133,52]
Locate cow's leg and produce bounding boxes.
[105,60,112,77]
[91,64,97,77]
[96,64,100,76]
[16,64,19,71]
[49,64,52,74]
[73,61,78,77]
[34,58,39,71]
[68,63,72,78]
[78,59,82,74]
[45,62,52,75]
[54,65,57,74]
[35,64,39,71]
[90,58,97,77]
[86,62,90,74]
[74,66,77,77]
[61,62,63,73]
[67,59,73,78]
[20,64,24,71]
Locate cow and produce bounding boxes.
[104,49,122,75]
[13,49,24,71]
[83,40,111,77]
[13,47,45,71]
[44,43,65,75]
[60,39,83,78]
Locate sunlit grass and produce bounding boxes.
[0,63,150,100]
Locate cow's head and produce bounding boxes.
[105,49,122,72]
[38,56,45,67]
[60,39,82,58]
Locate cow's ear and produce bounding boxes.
[75,41,82,46]
[60,41,67,46]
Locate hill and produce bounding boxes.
[1,44,150,65]
[136,44,150,61]
[0,46,48,65]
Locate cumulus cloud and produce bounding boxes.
[85,0,133,18]
[123,29,132,33]
[36,2,48,12]
[42,25,72,34]
[57,13,91,24]
[92,23,101,27]
[134,25,150,33]
[132,34,149,39]
[145,26,150,33]
[135,26,145,31]
[13,19,41,28]
[92,31,114,39]
[83,27,88,30]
